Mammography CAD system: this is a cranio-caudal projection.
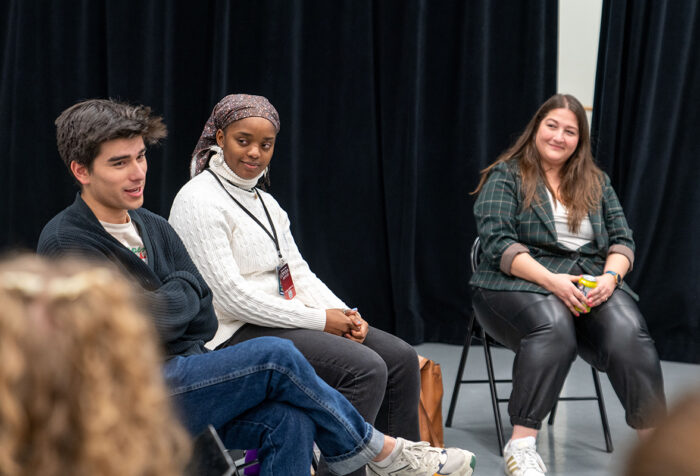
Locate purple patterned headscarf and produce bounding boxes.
[190,94,280,177]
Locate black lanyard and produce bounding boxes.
[206,169,283,260]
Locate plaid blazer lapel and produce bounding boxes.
[588,203,606,250]
[531,181,557,241]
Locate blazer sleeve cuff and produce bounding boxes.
[608,244,635,270]
[500,243,530,275]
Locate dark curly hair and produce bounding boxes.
[55,99,167,175]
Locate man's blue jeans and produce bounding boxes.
[163,336,385,475]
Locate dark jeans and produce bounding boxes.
[472,287,666,430]
[220,325,421,476]
[164,337,384,476]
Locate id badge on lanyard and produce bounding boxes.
[206,170,297,300]
[277,258,296,300]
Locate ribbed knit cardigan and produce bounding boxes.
[37,193,217,358]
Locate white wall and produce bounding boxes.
[558,0,603,121]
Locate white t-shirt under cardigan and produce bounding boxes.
[100,217,149,263]
[169,148,347,348]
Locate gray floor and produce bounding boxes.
[414,342,700,476]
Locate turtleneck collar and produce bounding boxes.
[207,146,264,191]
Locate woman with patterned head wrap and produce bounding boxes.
[189,93,281,179]
[170,94,430,476]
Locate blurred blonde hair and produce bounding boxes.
[0,254,190,476]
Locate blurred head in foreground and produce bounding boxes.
[624,388,700,476]
[0,254,190,476]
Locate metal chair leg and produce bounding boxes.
[445,313,476,427]
[482,328,506,455]
[548,401,559,425]
[591,367,614,452]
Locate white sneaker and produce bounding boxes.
[503,437,547,476]
[367,437,476,476]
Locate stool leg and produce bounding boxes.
[445,313,476,427]
[591,367,614,452]
[482,329,506,455]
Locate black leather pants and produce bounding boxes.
[472,287,666,430]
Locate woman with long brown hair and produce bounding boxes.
[470,94,666,476]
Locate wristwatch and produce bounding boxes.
[605,270,623,287]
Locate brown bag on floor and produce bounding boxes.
[417,355,445,447]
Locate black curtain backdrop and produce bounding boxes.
[592,0,700,362]
[0,0,557,345]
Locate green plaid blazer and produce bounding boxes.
[469,160,638,300]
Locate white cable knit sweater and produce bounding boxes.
[169,149,347,348]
